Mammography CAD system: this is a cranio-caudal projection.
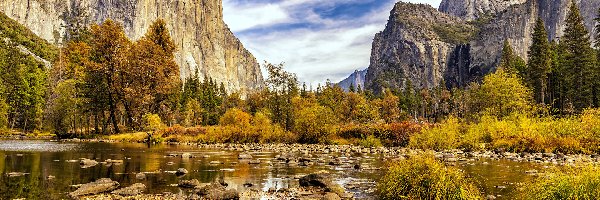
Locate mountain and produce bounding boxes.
[337,69,367,91]
[365,0,600,93]
[0,0,263,94]
[0,11,58,71]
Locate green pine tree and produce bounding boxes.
[498,40,527,79]
[560,2,598,111]
[527,18,552,104]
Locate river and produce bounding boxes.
[0,140,546,199]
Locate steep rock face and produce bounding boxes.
[439,0,526,20]
[469,0,600,73]
[366,0,600,92]
[337,69,367,92]
[0,0,263,94]
[365,3,475,92]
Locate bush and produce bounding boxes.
[408,109,600,154]
[409,116,462,151]
[377,154,482,200]
[360,135,383,148]
[519,165,600,200]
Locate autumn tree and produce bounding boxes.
[292,96,337,144]
[82,20,131,134]
[468,69,533,118]
[125,19,180,129]
[46,41,90,136]
[527,18,552,104]
[264,62,298,130]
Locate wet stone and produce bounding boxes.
[111,183,146,196]
[69,178,119,197]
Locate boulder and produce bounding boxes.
[182,153,192,159]
[248,160,260,164]
[324,192,342,200]
[195,183,239,200]
[175,168,189,176]
[135,172,146,180]
[299,174,345,196]
[178,179,202,188]
[111,183,146,196]
[69,178,119,197]
[238,153,253,160]
[80,159,99,168]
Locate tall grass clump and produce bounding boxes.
[409,109,600,154]
[519,165,600,199]
[377,154,482,200]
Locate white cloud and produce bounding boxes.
[222,1,289,32]
[223,0,443,85]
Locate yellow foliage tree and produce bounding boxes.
[469,69,533,119]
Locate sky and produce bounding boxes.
[222,0,443,85]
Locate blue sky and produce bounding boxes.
[223,0,442,85]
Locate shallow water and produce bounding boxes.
[0,140,545,199]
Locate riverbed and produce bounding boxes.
[0,140,549,199]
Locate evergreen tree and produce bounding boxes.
[349,83,356,93]
[498,40,527,78]
[560,2,597,110]
[527,18,552,104]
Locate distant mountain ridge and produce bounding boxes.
[337,69,367,91]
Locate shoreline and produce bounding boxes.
[2,135,598,166]
[54,138,600,166]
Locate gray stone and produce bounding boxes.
[178,179,201,188]
[111,183,146,196]
[135,172,146,180]
[80,159,99,168]
[238,153,253,160]
[69,178,119,197]
[195,183,240,200]
[176,168,189,176]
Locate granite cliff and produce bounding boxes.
[0,0,263,94]
[364,0,600,93]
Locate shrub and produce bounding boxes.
[409,116,462,151]
[519,165,600,200]
[377,154,482,200]
[360,135,383,148]
[157,125,186,137]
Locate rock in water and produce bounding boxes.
[178,179,201,188]
[238,153,253,160]
[135,172,146,180]
[175,168,189,176]
[80,159,99,168]
[69,178,119,197]
[299,174,346,197]
[111,183,146,196]
[195,183,240,200]
[181,153,192,159]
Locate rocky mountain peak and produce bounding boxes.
[0,0,263,94]
[364,0,600,93]
[439,0,527,20]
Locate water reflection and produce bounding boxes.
[0,140,542,199]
